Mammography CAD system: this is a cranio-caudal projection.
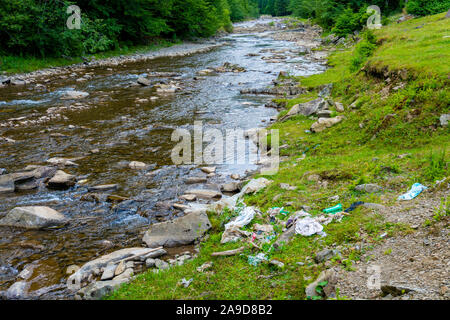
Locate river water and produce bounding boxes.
[0,20,325,299]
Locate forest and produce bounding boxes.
[0,0,448,58]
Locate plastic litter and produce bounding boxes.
[268,207,289,216]
[248,253,267,266]
[225,206,256,229]
[344,201,365,212]
[398,183,428,201]
[179,278,193,288]
[323,204,343,214]
[295,217,324,236]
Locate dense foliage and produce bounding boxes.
[257,0,449,35]
[0,0,259,57]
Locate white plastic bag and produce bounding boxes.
[295,217,324,236]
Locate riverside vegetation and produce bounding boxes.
[106,12,449,300]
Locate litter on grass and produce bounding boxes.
[179,278,193,288]
[323,204,343,214]
[248,253,267,266]
[295,217,324,236]
[344,201,365,212]
[398,183,428,201]
[225,206,257,229]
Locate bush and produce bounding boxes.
[332,7,371,37]
[350,29,377,72]
[406,0,450,16]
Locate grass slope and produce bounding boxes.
[107,12,449,300]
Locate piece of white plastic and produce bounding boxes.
[295,217,324,236]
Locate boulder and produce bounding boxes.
[200,167,216,174]
[280,98,328,121]
[46,170,76,189]
[0,206,67,229]
[128,161,147,169]
[310,116,345,133]
[0,175,15,194]
[61,90,89,100]
[335,102,345,112]
[185,189,222,200]
[314,249,338,263]
[273,225,296,249]
[240,178,272,195]
[185,177,207,184]
[142,211,211,248]
[221,182,241,193]
[5,281,29,299]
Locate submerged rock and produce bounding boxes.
[46,170,76,189]
[0,206,67,229]
[142,211,212,248]
[5,281,29,299]
[61,90,89,100]
[137,77,151,86]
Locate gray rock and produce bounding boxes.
[137,77,151,86]
[305,269,337,298]
[145,258,156,268]
[314,249,338,263]
[76,278,128,300]
[5,281,29,299]
[18,264,35,280]
[310,116,345,133]
[185,189,222,199]
[46,170,76,189]
[269,260,285,269]
[0,168,6,175]
[88,184,118,192]
[0,206,67,229]
[440,114,449,127]
[335,102,345,112]
[142,211,211,248]
[381,283,427,297]
[355,184,382,193]
[362,203,386,211]
[61,90,89,100]
[101,263,117,281]
[113,268,133,281]
[318,84,333,98]
[221,182,241,192]
[317,110,333,118]
[155,259,169,270]
[0,175,15,194]
[273,225,296,249]
[240,178,272,195]
[280,98,328,121]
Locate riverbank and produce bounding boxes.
[107,12,449,300]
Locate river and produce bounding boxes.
[0,18,325,299]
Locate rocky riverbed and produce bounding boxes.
[0,18,327,299]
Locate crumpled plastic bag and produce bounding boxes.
[248,253,267,266]
[225,206,256,229]
[221,225,252,244]
[398,183,428,201]
[295,217,324,236]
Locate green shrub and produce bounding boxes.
[332,8,370,37]
[406,0,450,16]
[350,29,377,72]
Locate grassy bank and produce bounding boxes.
[0,39,179,75]
[107,12,449,300]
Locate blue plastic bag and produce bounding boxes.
[397,183,428,201]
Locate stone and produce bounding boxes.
[221,182,241,192]
[305,269,337,298]
[440,114,449,127]
[273,225,296,249]
[185,177,207,184]
[362,203,386,211]
[231,174,241,180]
[355,184,382,193]
[0,175,15,194]
[335,102,345,112]
[155,259,170,270]
[240,178,272,195]
[101,263,117,280]
[279,183,296,191]
[46,157,78,167]
[114,260,126,276]
[0,168,7,175]
[0,206,67,229]
[314,249,337,263]
[280,98,329,121]
[200,167,216,174]
[76,278,128,300]
[185,189,222,200]
[5,281,29,299]
[317,110,333,118]
[69,247,166,283]
[137,77,151,86]
[18,264,35,280]
[197,262,213,273]
[143,211,212,248]
[145,258,156,267]
[113,268,133,281]
[61,90,89,100]
[47,170,76,189]
[180,194,197,201]
[88,184,118,192]
[129,161,147,169]
[310,116,345,133]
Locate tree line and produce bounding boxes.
[0,0,259,57]
[0,0,448,59]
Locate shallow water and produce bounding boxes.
[0,26,325,299]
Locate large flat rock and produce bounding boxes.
[143,211,211,248]
[0,206,67,229]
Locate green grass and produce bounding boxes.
[0,39,179,74]
[108,13,449,300]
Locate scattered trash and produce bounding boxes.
[344,201,365,212]
[221,226,252,244]
[225,206,256,229]
[286,210,310,228]
[269,259,285,269]
[398,183,428,201]
[268,207,289,216]
[197,262,213,273]
[323,204,343,214]
[248,253,267,266]
[179,278,193,288]
[295,217,324,236]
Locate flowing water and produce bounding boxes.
[0,21,325,299]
